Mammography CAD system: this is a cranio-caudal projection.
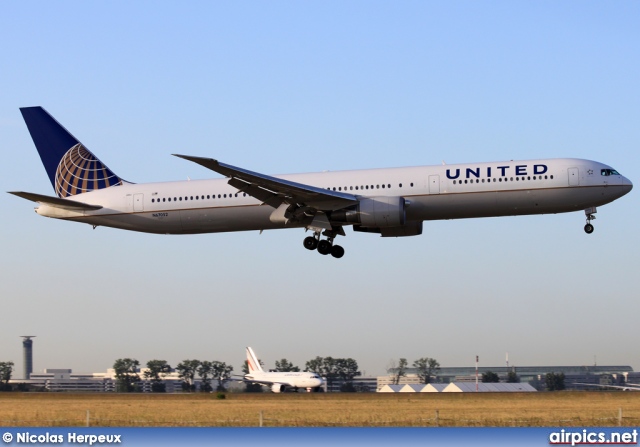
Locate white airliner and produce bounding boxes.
[243,347,323,393]
[574,383,640,391]
[10,107,633,258]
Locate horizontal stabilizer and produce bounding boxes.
[8,191,103,211]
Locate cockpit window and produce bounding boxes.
[601,169,620,176]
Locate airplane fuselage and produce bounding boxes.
[244,371,323,391]
[35,157,632,235]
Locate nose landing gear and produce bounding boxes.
[584,207,596,234]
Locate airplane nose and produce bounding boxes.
[623,176,633,193]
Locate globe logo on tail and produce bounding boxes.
[55,144,123,198]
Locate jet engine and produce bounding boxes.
[271,384,284,393]
[331,196,407,228]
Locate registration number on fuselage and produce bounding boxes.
[152,213,169,218]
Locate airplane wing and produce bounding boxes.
[242,378,290,387]
[8,191,103,211]
[173,155,358,211]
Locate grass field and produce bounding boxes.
[1,392,639,427]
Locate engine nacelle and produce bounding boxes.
[271,384,284,393]
[331,196,407,228]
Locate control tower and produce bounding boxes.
[20,336,36,379]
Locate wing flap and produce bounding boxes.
[8,191,103,211]
[173,154,358,211]
[227,177,282,208]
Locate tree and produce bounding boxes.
[113,358,140,392]
[305,357,324,374]
[197,361,214,392]
[482,371,500,383]
[413,357,440,384]
[144,360,172,392]
[176,360,200,392]
[321,357,341,390]
[211,361,233,391]
[390,358,407,385]
[546,372,565,391]
[306,356,360,392]
[506,370,520,383]
[0,362,14,391]
[336,358,361,392]
[275,359,299,372]
[305,357,340,390]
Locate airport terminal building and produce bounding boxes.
[376,365,636,391]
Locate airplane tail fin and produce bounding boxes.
[246,347,263,373]
[20,107,125,198]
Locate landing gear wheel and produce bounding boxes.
[331,245,345,259]
[584,209,596,235]
[303,236,318,250]
[317,240,332,255]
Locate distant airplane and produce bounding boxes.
[574,382,640,391]
[10,107,633,258]
[242,347,323,393]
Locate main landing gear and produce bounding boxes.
[584,207,596,234]
[303,231,345,259]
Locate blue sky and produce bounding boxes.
[1,1,638,378]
